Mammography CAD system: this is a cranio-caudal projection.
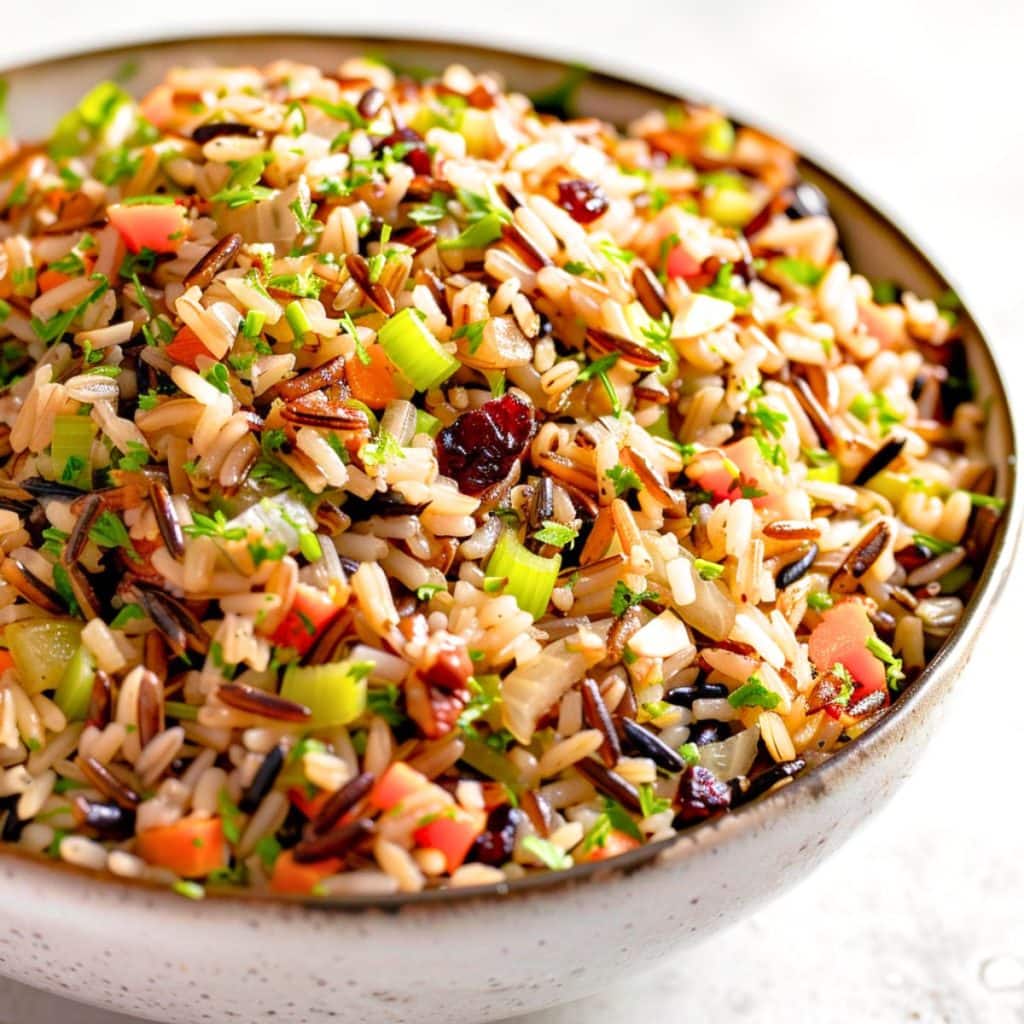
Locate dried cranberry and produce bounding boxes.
[375,127,432,176]
[556,179,609,224]
[436,392,535,496]
[675,765,732,825]
[470,805,522,866]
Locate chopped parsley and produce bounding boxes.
[611,580,658,617]
[366,683,407,727]
[771,257,824,288]
[751,402,788,440]
[727,675,781,710]
[866,636,906,693]
[88,510,140,562]
[216,788,244,844]
[806,591,834,612]
[531,520,578,549]
[638,784,671,817]
[581,796,643,853]
[183,509,246,542]
[605,464,642,496]
[848,392,904,435]
[452,320,488,354]
[701,262,751,310]
[359,430,405,467]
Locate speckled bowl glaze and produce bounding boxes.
[0,34,1018,1024]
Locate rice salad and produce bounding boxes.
[0,58,1003,898]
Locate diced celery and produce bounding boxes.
[4,619,82,695]
[53,644,95,721]
[459,737,521,789]
[646,409,675,442]
[806,458,840,484]
[280,659,371,726]
[285,300,311,341]
[485,530,560,620]
[458,107,494,157]
[414,409,442,437]
[864,471,944,504]
[50,413,95,490]
[377,308,460,391]
[703,186,758,228]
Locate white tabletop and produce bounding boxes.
[2,1,1023,1021]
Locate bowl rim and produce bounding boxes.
[0,29,1019,913]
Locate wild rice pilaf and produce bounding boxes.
[0,58,1003,897]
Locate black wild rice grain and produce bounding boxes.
[79,756,140,809]
[239,745,286,814]
[191,122,263,144]
[183,232,243,290]
[71,795,136,838]
[617,717,685,774]
[216,683,311,723]
[149,480,185,559]
[293,817,373,863]
[311,771,375,835]
[853,437,906,487]
[830,521,891,594]
[774,542,819,589]
[573,757,642,813]
[580,676,621,768]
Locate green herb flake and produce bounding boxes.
[806,591,834,612]
[605,464,642,496]
[452,320,488,354]
[866,635,906,693]
[89,510,140,562]
[520,834,573,871]
[172,880,205,901]
[184,509,247,542]
[110,603,145,629]
[216,788,244,844]
[610,580,658,617]
[678,742,701,767]
[531,520,578,549]
[693,558,724,580]
[638,784,671,818]
[728,674,781,710]
[912,531,957,555]
[359,430,405,467]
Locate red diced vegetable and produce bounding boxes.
[808,600,887,700]
[269,584,346,656]
[108,202,188,254]
[165,325,214,369]
[136,816,226,878]
[414,806,486,873]
[270,851,342,894]
[581,828,641,863]
[666,242,702,280]
[686,436,777,507]
[369,762,430,812]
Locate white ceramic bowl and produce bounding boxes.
[0,34,1018,1024]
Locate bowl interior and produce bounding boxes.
[0,33,1017,907]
